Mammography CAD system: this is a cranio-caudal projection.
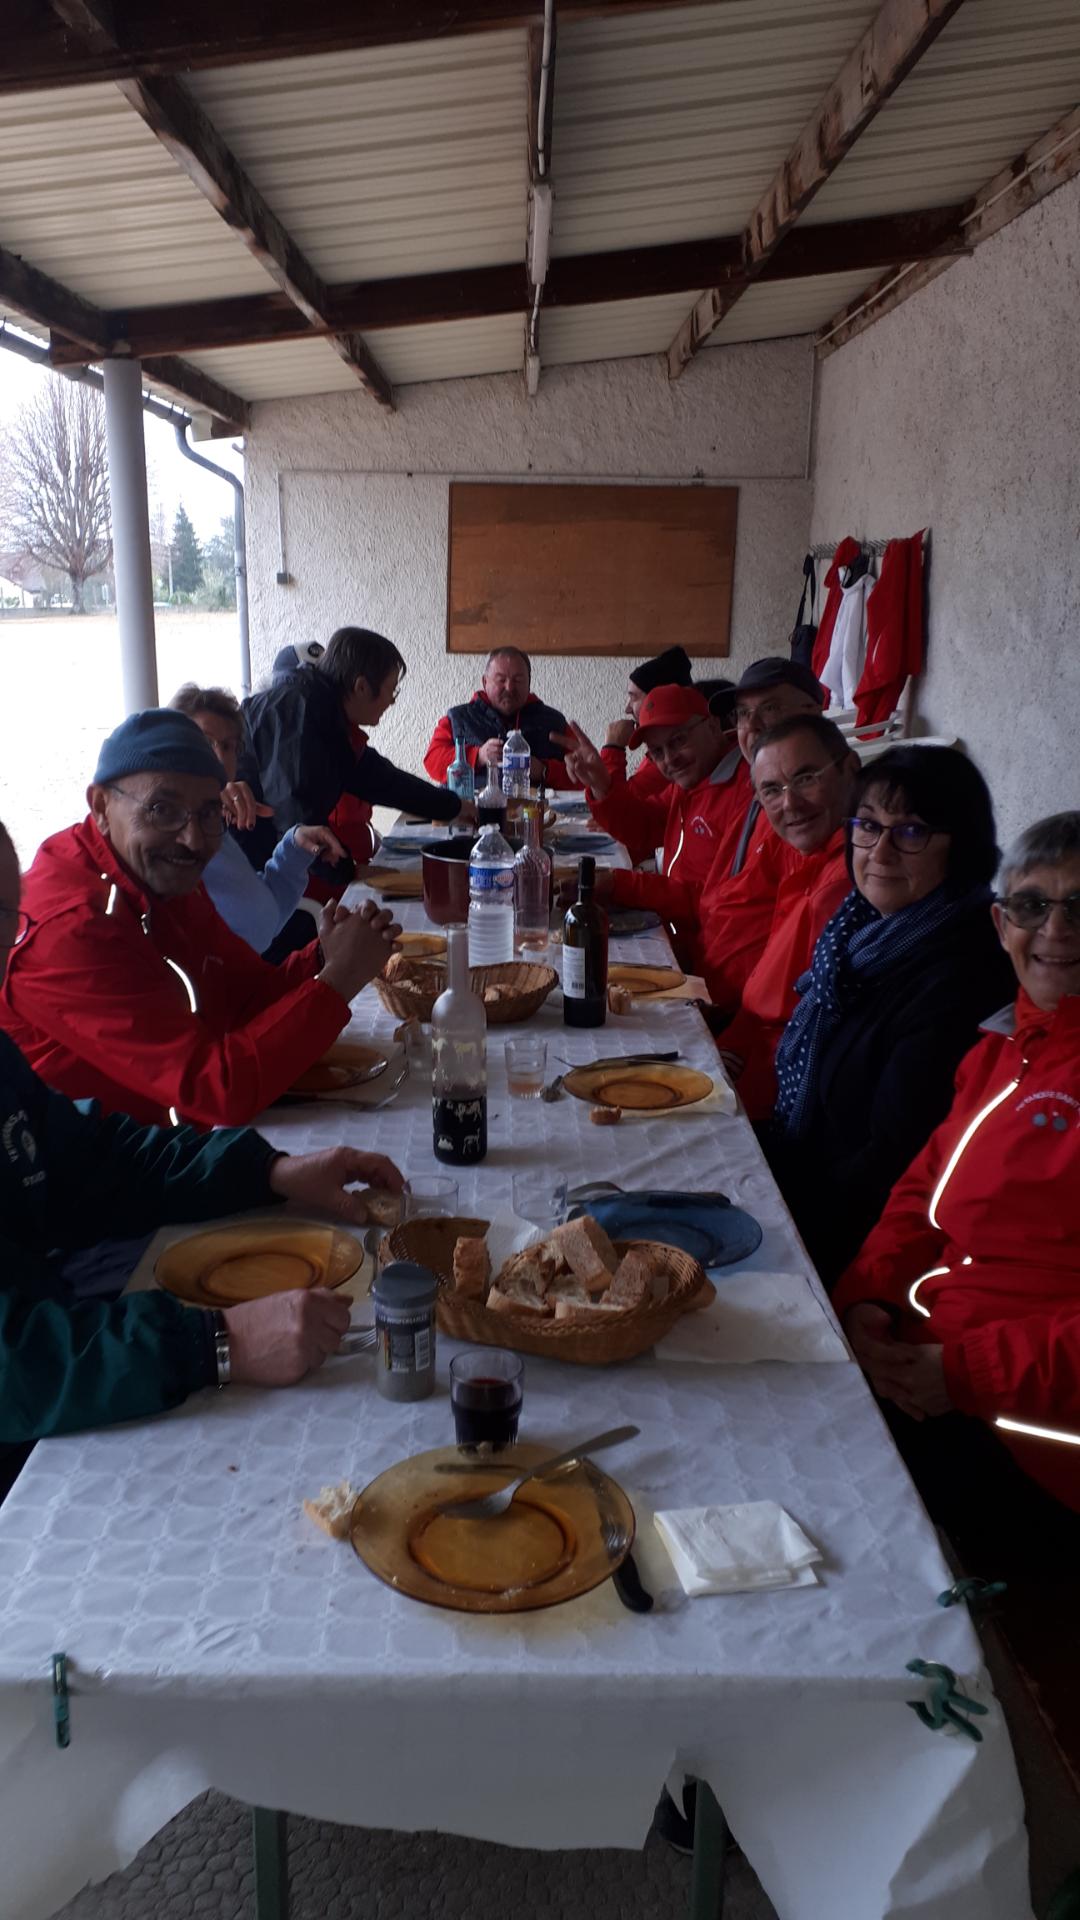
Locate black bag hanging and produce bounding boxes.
[789,554,817,668]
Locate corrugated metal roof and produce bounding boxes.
[541,290,699,366]
[363,314,524,384]
[552,0,879,257]
[186,35,527,282]
[705,269,882,346]
[806,0,1080,223]
[184,339,360,401]
[0,84,273,307]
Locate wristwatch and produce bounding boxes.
[212,1312,232,1388]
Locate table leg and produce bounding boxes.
[252,1806,289,1920]
[687,1778,728,1920]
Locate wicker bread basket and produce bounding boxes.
[380,1217,705,1365]
[374,956,558,1026]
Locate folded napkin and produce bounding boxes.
[653,1501,822,1596]
[658,1269,850,1365]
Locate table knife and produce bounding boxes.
[542,1050,679,1101]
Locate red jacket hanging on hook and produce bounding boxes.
[854,531,925,731]
[810,537,861,706]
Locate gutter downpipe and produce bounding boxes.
[174,422,251,697]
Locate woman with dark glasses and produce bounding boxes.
[763,746,1012,1283]
[835,809,1080,1554]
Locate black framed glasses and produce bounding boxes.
[106,785,226,839]
[0,909,31,951]
[847,817,943,855]
[998,890,1080,931]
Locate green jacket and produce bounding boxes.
[0,1031,281,1441]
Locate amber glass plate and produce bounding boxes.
[354,866,425,900]
[391,932,447,959]
[606,963,687,996]
[350,1444,635,1613]
[288,1041,390,1097]
[156,1220,363,1308]
[561,1061,714,1112]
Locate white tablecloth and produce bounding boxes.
[0,836,1031,1920]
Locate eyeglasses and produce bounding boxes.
[756,759,843,806]
[847,817,944,855]
[106,785,227,839]
[734,697,790,729]
[644,718,709,766]
[0,908,31,951]
[998,890,1080,931]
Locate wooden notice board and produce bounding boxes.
[446,481,737,657]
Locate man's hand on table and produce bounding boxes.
[551,724,611,800]
[317,898,400,1000]
[268,1145,405,1223]
[843,1303,952,1421]
[224,1289,352,1386]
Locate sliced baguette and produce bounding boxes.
[303,1481,358,1540]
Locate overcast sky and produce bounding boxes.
[0,344,245,544]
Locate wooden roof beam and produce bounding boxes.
[50,1,394,409]
[666,0,970,379]
[816,104,1080,357]
[45,206,969,367]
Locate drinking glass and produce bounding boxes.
[505,1035,547,1100]
[450,1349,525,1451]
[511,1170,568,1229]
[403,1175,459,1220]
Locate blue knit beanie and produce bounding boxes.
[92,709,226,787]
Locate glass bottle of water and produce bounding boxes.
[513,800,552,952]
[446,730,475,807]
[432,926,487,1165]
[467,821,515,964]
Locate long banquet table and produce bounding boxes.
[0,817,1032,1920]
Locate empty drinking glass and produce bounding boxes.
[505,1035,547,1100]
[511,1170,568,1229]
[403,1175,460,1221]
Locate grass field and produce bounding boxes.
[0,610,243,866]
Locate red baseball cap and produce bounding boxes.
[629,685,711,748]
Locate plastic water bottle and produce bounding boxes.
[468,822,515,964]
[501,727,531,800]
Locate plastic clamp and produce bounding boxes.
[52,1652,70,1750]
[905,1659,989,1744]
[936,1576,1007,1610]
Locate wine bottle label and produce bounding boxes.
[562,947,587,998]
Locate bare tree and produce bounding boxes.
[1,381,112,612]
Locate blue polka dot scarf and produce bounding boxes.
[773,882,992,1139]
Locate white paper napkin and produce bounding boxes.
[657,1270,850,1365]
[653,1501,822,1596]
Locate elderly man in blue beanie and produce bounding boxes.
[0,709,400,1130]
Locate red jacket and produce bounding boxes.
[0,818,350,1131]
[594,749,671,866]
[603,751,754,973]
[718,828,851,1119]
[424,692,577,790]
[834,991,1080,1511]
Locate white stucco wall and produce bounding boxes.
[244,341,812,781]
[810,173,1080,849]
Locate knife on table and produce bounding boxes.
[541,1051,679,1101]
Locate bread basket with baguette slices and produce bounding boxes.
[374,955,558,1026]
[380,1214,707,1365]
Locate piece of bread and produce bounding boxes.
[685,1277,717,1313]
[547,1215,619,1292]
[357,1188,403,1228]
[589,1104,622,1126]
[607,985,633,1016]
[481,983,516,1006]
[607,1247,654,1310]
[547,1274,590,1309]
[303,1481,358,1540]
[486,1284,552,1317]
[452,1235,490,1299]
[553,1297,632,1323]
[496,1245,561,1298]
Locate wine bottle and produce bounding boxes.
[431,926,488,1163]
[562,855,608,1028]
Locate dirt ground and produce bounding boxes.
[0,610,243,866]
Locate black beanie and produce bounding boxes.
[628,646,693,695]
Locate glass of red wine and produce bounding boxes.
[450,1349,525,1453]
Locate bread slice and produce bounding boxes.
[607,1247,654,1310]
[496,1245,560,1298]
[487,1284,552,1317]
[358,1188,403,1228]
[303,1481,358,1540]
[553,1297,632,1323]
[547,1216,619,1293]
[685,1276,717,1313]
[452,1235,490,1299]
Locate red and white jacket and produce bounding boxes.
[0,818,349,1131]
[592,749,671,867]
[834,991,1080,1511]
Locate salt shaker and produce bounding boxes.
[371,1262,438,1402]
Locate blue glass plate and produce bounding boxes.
[571,1192,762,1270]
[555,832,616,854]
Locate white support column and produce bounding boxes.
[103,358,158,712]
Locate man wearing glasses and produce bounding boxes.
[0,710,401,1130]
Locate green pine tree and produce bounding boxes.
[170,503,204,594]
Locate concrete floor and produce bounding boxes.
[57,1793,779,1920]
